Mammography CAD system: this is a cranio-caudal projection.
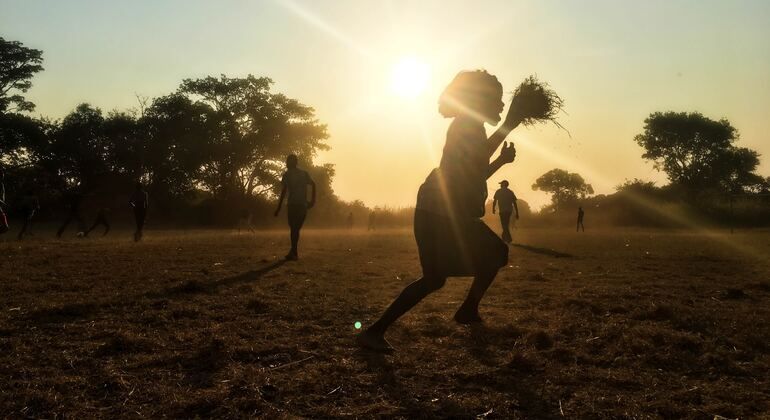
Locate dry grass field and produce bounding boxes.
[1,227,769,419]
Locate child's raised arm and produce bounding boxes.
[487,142,516,179]
[486,103,522,157]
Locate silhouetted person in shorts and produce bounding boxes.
[358,70,521,352]
[85,207,111,237]
[492,180,518,243]
[17,188,40,240]
[129,182,148,242]
[577,206,585,232]
[56,188,86,238]
[0,169,8,235]
[274,154,316,260]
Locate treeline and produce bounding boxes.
[0,36,383,228]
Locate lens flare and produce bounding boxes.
[354,321,362,329]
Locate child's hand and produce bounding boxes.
[499,141,516,163]
[503,102,522,128]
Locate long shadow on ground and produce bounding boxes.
[512,243,573,258]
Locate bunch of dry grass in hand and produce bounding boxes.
[510,75,565,129]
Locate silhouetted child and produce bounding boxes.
[0,169,8,235]
[274,154,316,260]
[17,188,40,240]
[129,182,148,242]
[358,70,520,352]
[577,206,585,232]
[492,180,519,243]
[85,207,110,237]
[56,188,86,238]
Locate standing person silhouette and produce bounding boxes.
[358,70,521,352]
[367,211,376,231]
[492,180,518,243]
[577,206,585,232]
[129,182,148,242]
[347,212,354,230]
[274,154,316,260]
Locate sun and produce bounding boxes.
[390,56,430,99]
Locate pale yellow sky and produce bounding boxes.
[2,0,768,209]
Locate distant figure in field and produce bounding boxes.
[492,180,519,243]
[358,70,519,352]
[85,207,111,237]
[0,169,8,234]
[367,211,376,231]
[577,206,585,232]
[274,154,316,260]
[238,208,256,233]
[56,188,86,238]
[17,188,40,240]
[129,182,148,242]
[347,212,354,230]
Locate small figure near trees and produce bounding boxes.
[577,206,585,232]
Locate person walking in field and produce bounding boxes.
[492,180,518,243]
[347,212,354,230]
[17,188,40,240]
[577,206,585,232]
[367,211,376,231]
[56,188,86,238]
[357,70,521,352]
[85,207,111,237]
[274,154,316,261]
[129,182,148,242]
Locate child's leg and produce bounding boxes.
[366,275,447,335]
[455,268,498,323]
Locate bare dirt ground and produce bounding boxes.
[1,227,769,419]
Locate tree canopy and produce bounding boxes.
[634,111,763,193]
[0,37,44,113]
[532,169,594,210]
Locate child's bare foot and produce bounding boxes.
[454,309,483,324]
[356,330,394,353]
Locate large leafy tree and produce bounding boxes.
[532,168,594,210]
[0,37,44,113]
[178,74,329,199]
[634,112,762,192]
[140,93,219,199]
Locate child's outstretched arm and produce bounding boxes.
[486,103,522,157]
[487,142,516,179]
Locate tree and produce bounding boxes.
[634,112,762,193]
[532,169,593,210]
[139,93,218,199]
[0,37,44,113]
[178,74,329,199]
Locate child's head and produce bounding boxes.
[286,154,298,169]
[438,70,504,124]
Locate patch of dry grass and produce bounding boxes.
[1,228,769,418]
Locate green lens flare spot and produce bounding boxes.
[354,321,362,329]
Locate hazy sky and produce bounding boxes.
[2,0,769,208]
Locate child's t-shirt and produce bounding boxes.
[282,168,312,207]
[417,117,488,218]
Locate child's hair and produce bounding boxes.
[438,70,502,119]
